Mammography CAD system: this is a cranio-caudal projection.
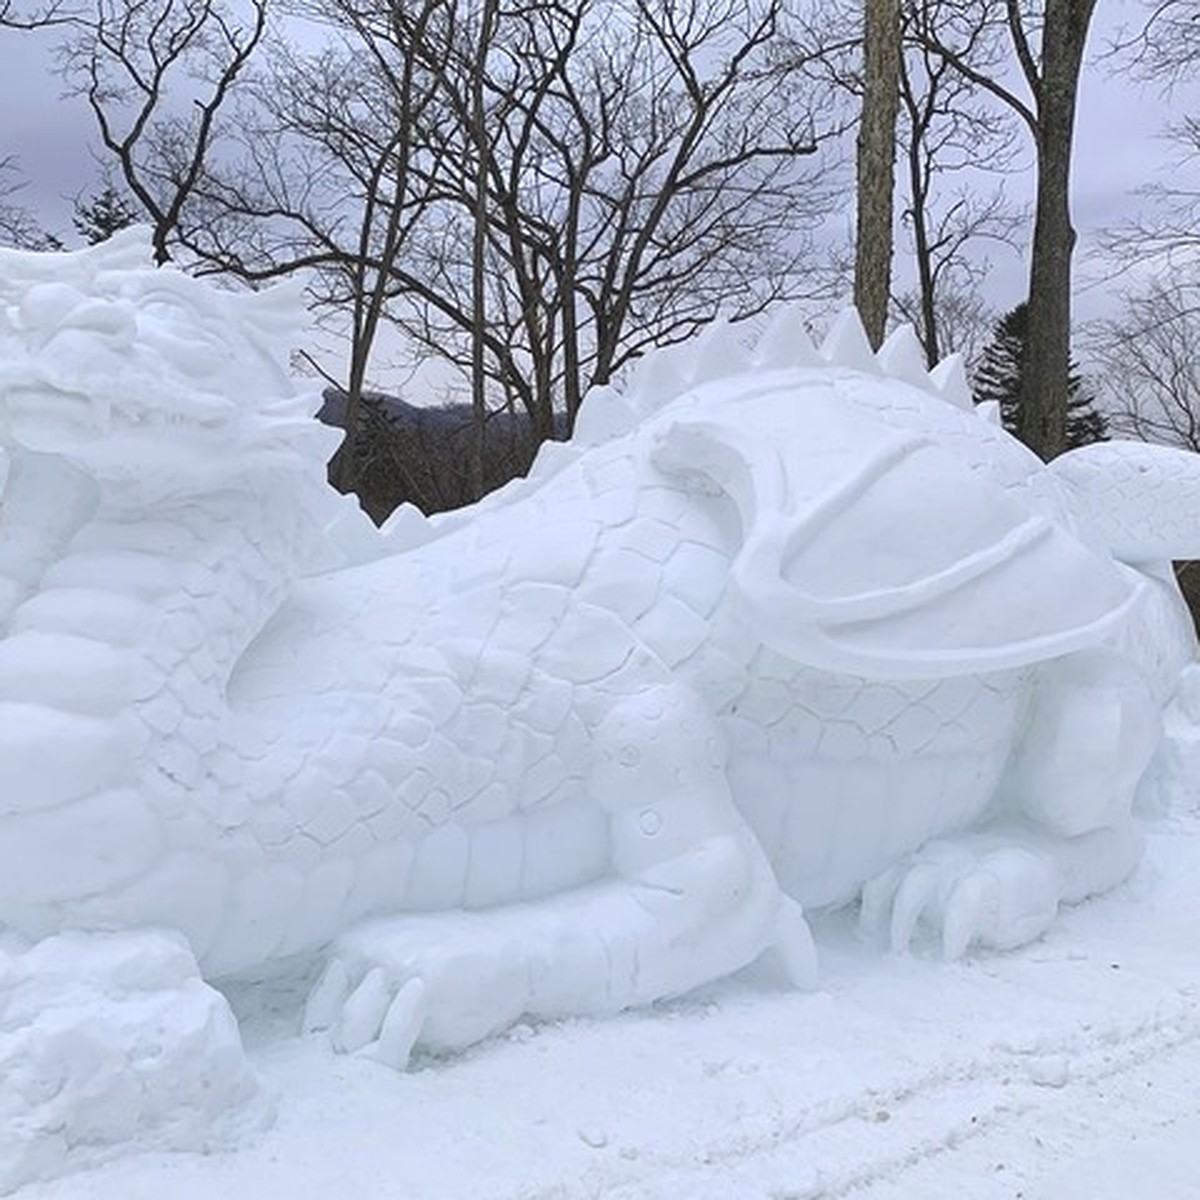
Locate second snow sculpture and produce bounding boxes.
[1,232,1198,1185]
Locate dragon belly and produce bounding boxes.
[723,658,1028,909]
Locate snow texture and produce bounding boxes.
[0,932,270,1194]
[1,230,1199,1191]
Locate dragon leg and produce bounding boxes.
[303,680,814,1069]
[860,649,1153,958]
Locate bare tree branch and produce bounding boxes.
[0,0,74,28]
[1089,277,1200,452]
[0,156,61,248]
[190,0,840,509]
[1104,0,1200,87]
[57,0,269,264]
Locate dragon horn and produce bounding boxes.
[877,325,934,392]
[929,353,974,411]
[820,309,880,373]
[755,304,821,369]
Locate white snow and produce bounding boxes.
[0,933,269,1196]
[8,801,1200,1199]
[5,233,1200,1199]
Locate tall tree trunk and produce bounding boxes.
[902,78,940,366]
[855,0,901,350]
[468,0,499,502]
[1017,0,1096,460]
[896,37,940,367]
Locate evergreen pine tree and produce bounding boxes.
[973,302,1108,449]
[73,186,138,246]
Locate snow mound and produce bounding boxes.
[0,932,271,1195]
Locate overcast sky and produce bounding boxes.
[1,0,1196,330]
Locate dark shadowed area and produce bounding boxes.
[318,389,569,522]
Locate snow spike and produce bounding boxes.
[378,501,435,551]
[625,342,691,416]
[877,325,935,392]
[573,384,640,448]
[929,352,974,411]
[690,319,752,385]
[754,303,821,369]
[820,308,880,373]
[976,399,1002,426]
[527,438,582,481]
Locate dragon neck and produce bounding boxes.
[6,460,335,822]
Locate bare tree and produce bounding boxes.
[379,0,835,435]
[893,276,997,369]
[854,0,901,349]
[321,0,450,493]
[0,0,72,26]
[915,0,1099,460]
[0,156,61,248]
[1090,279,1200,452]
[1099,159,1200,272]
[57,0,268,264]
[788,0,1022,365]
[896,0,1024,366]
[0,159,41,249]
[1099,3,1200,274]
[177,0,459,492]
[1,1,73,247]
[466,0,499,500]
[1090,266,1200,616]
[191,0,838,504]
[1109,0,1200,85]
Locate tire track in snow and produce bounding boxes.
[524,988,1200,1200]
[845,1009,1200,1200]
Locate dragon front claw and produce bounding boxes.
[302,910,544,1070]
[859,838,1062,960]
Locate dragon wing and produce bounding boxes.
[651,384,1140,680]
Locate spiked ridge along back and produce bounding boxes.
[374,308,1012,561]
[565,307,977,467]
[391,307,982,549]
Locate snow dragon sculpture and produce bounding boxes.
[1,232,1198,1187]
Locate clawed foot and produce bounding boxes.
[859,839,1063,960]
[303,911,537,1070]
[303,861,808,1071]
[304,959,430,1070]
[758,895,820,990]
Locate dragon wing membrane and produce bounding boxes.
[651,381,1140,680]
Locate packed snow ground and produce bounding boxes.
[13,803,1200,1200]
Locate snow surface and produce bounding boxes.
[9,702,1200,1199]
[6,233,1200,1198]
[0,933,269,1194]
[10,799,1200,1200]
